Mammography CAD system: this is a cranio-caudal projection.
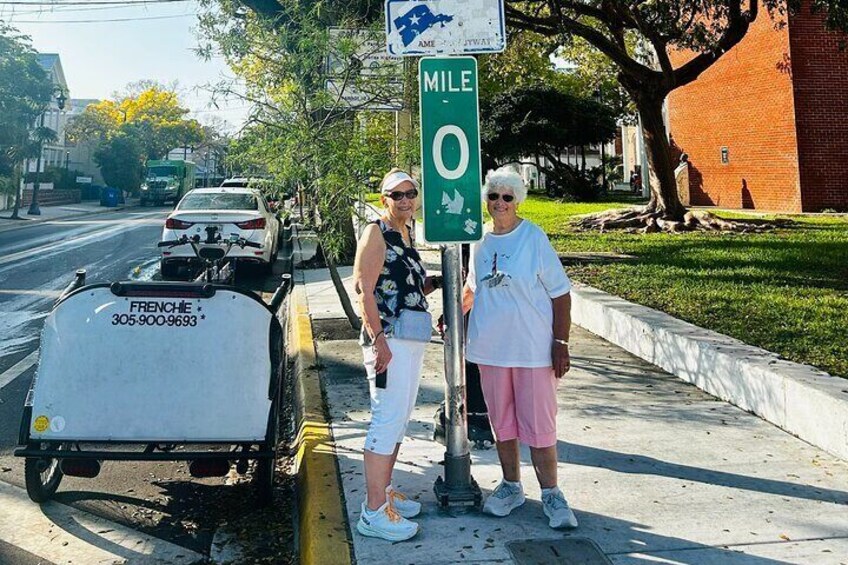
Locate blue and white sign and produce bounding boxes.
[385,0,505,57]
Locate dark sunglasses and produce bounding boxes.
[386,189,419,201]
[487,192,515,203]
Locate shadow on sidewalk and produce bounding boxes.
[332,449,794,564]
[561,441,848,506]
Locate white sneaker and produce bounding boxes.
[388,485,421,518]
[483,480,525,517]
[357,501,419,542]
[542,487,578,529]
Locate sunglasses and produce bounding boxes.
[487,192,515,203]
[386,189,419,201]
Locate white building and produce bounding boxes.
[28,54,70,177]
[64,98,105,186]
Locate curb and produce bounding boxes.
[571,283,848,461]
[288,285,353,565]
[0,204,134,234]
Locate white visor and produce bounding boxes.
[381,171,419,194]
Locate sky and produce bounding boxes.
[1,0,249,131]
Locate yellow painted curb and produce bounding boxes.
[289,286,353,565]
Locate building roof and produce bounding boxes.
[36,53,60,71]
[34,53,69,97]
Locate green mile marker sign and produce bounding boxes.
[418,56,483,244]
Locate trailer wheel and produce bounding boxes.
[255,447,275,507]
[24,443,66,503]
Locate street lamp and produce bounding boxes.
[28,88,67,216]
[593,88,607,192]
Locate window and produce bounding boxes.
[178,193,258,211]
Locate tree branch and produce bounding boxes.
[673,0,757,87]
[505,2,655,80]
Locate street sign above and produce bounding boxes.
[75,176,92,184]
[418,56,483,244]
[327,28,402,77]
[324,79,403,111]
[385,0,505,57]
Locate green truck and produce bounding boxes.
[141,160,196,206]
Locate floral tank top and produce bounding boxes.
[360,219,428,345]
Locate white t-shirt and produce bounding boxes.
[466,220,571,368]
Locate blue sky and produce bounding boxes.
[1,1,248,130]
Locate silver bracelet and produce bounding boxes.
[554,338,569,346]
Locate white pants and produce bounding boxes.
[362,337,426,455]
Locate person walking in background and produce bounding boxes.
[462,167,579,530]
[353,168,442,542]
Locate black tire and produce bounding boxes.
[160,260,179,280]
[255,449,275,507]
[140,198,148,207]
[24,443,65,503]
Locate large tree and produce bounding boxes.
[482,86,618,199]
[67,85,203,194]
[0,24,54,219]
[503,0,848,229]
[198,0,403,327]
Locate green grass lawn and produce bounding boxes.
[513,195,848,378]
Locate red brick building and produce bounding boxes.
[668,8,848,212]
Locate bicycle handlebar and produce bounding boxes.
[157,236,262,250]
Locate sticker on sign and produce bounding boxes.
[385,0,505,56]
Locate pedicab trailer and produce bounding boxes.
[15,270,291,506]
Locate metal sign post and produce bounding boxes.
[418,56,483,509]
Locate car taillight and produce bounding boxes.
[234,218,266,229]
[166,218,194,229]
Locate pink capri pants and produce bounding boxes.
[478,365,558,448]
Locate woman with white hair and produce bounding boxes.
[462,166,578,529]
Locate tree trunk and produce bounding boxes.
[28,153,42,215]
[323,248,362,331]
[637,96,686,220]
[10,163,23,219]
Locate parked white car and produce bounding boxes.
[160,188,280,278]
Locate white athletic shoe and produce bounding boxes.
[388,485,421,518]
[483,480,526,517]
[542,487,579,529]
[357,500,419,542]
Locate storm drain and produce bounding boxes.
[506,537,612,565]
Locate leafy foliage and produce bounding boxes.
[482,86,617,199]
[198,0,405,259]
[66,86,203,194]
[0,24,53,196]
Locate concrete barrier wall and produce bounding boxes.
[571,284,848,461]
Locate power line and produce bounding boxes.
[0,0,190,5]
[9,3,175,12]
[9,12,192,21]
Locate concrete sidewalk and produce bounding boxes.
[293,231,848,565]
[0,199,139,233]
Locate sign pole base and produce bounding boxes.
[434,244,482,510]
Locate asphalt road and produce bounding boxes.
[0,207,295,563]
